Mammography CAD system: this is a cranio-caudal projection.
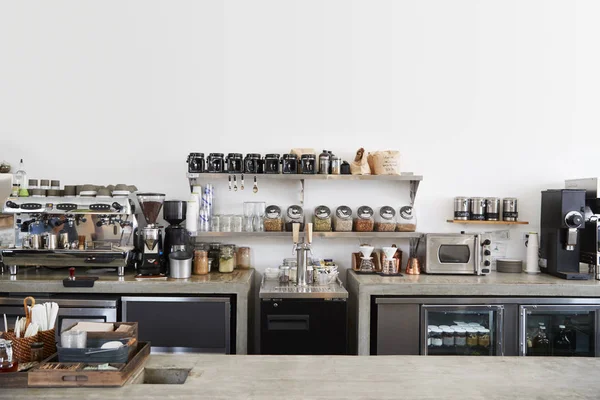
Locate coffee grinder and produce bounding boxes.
[540,189,587,280]
[136,193,166,276]
[163,200,190,269]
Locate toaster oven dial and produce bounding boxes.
[482,239,491,246]
[484,249,491,256]
[483,260,491,267]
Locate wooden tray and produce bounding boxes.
[63,322,138,341]
[27,341,150,388]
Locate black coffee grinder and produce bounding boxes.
[540,189,587,280]
[163,200,190,270]
[135,193,166,276]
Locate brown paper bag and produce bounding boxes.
[367,151,401,175]
[350,148,371,175]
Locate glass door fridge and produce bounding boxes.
[422,305,504,356]
[520,305,600,357]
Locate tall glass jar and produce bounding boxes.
[285,205,304,231]
[300,154,316,174]
[219,244,235,273]
[454,328,467,347]
[220,215,232,232]
[193,250,209,275]
[376,206,396,232]
[281,154,298,174]
[264,154,281,174]
[397,204,417,232]
[442,328,455,347]
[232,215,243,232]
[333,206,353,232]
[354,206,374,232]
[208,243,221,271]
[237,247,251,269]
[313,205,332,232]
[264,205,283,232]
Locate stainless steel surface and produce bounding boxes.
[295,243,309,286]
[142,226,160,250]
[519,304,600,356]
[0,296,117,307]
[453,197,469,220]
[260,276,348,299]
[8,265,17,275]
[169,256,192,279]
[469,197,486,220]
[188,172,423,181]
[44,233,58,250]
[1,195,133,215]
[503,198,518,221]
[566,228,578,251]
[485,197,500,221]
[0,247,133,268]
[421,233,490,275]
[376,303,420,355]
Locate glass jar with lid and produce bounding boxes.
[244,153,261,174]
[300,154,316,174]
[237,247,251,269]
[264,205,283,232]
[226,153,243,173]
[318,150,330,175]
[333,206,353,232]
[454,327,467,347]
[193,250,209,275]
[187,153,205,173]
[397,205,417,232]
[219,244,235,273]
[430,327,443,347]
[281,154,298,174]
[331,156,341,175]
[478,328,491,348]
[207,153,225,173]
[354,206,375,232]
[285,205,304,231]
[313,205,332,232]
[442,328,455,347]
[466,328,479,347]
[376,206,397,232]
[208,243,221,271]
[264,154,281,174]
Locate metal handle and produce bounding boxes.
[474,235,481,275]
[267,315,309,331]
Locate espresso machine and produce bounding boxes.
[540,189,587,280]
[163,200,190,270]
[135,193,166,276]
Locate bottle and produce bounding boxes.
[14,159,27,196]
[532,325,550,356]
[554,325,571,357]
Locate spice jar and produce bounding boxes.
[333,205,353,232]
[30,342,44,362]
[430,327,443,347]
[226,153,243,173]
[264,154,281,174]
[187,153,206,173]
[279,265,290,283]
[219,244,235,273]
[376,206,396,232]
[264,205,283,232]
[281,154,298,174]
[454,328,467,347]
[300,154,316,174]
[466,328,479,347]
[237,247,251,269]
[193,250,209,275]
[478,328,491,348]
[331,156,341,175]
[442,328,455,347]
[208,243,221,271]
[207,153,225,173]
[313,205,332,232]
[244,153,261,174]
[285,205,305,231]
[397,205,417,232]
[354,206,374,232]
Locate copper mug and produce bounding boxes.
[405,257,421,275]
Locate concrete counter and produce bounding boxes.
[2,354,599,399]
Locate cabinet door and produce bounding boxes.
[121,296,231,354]
[422,305,504,356]
[520,305,599,357]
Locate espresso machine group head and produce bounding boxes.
[540,189,586,280]
[135,193,166,276]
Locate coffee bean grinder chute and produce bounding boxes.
[135,193,166,276]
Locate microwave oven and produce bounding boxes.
[420,233,492,275]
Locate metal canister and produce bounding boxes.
[503,198,518,221]
[469,197,486,221]
[454,197,470,220]
[485,198,500,221]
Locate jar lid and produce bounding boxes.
[479,328,490,333]
[279,265,290,271]
[189,152,205,157]
[454,328,467,333]
[265,153,280,159]
[209,153,224,157]
[246,153,261,158]
[227,153,243,158]
[301,154,316,159]
[28,179,38,186]
[336,206,352,220]
[380,206,396,220]
[266,205,282,219]
[287,205,304,220]
[427,325,438,329]
[282,153,297,160]
[439,325,450,329]
[40,179,50,186]
[314,205,331,220]
[466,328,478,333]
[51,180,60,186]
[210,243,221,249]
[357,206,374,219]
[331,156,340,161]
[31,342,44,349]
[442,328,454,333]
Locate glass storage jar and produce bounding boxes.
[244,153,261,174]
[279,265,290,283]
[281,154,298,174]
[207,153,225,173]
[237,247,251,269]
[466,328,479,347]
[478,328,491,348]
[232,215,243,232]
[264,154,281,174]
[333,206,353,232]
[211,214,221,232]
[208,243,221,272]
[285,205,305,231]
[376,206,397,232]
[454,327,467,347]
[430,327,443,347]
[397,205,417,232]
[219,244,235,273]
[331,156,341,175]
[354,206,375,232]
[264,205,283,231]
[187,153,205,173]
[226,153,243,173]
[300,154,316,174]
[318,150,330,174]
[220,214,232,232]
[442,328,455,347]
[193,250,209,275]
[313,205,332,232]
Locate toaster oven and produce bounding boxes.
[420,233,492,275]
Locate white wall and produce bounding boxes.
[1,1,600,273]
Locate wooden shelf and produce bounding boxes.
[192,231,423,239]
[187,172,422,182]
[446,220,529,225]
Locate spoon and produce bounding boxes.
[253,176,258,193]
[240,174,245,190]
[233,175,238,191]
[228,175,232,191]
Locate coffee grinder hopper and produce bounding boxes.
[136,193,166,225]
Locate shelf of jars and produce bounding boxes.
[187,172,423,181]
[191,231,423,239]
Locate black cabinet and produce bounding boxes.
[261,298,347,355]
